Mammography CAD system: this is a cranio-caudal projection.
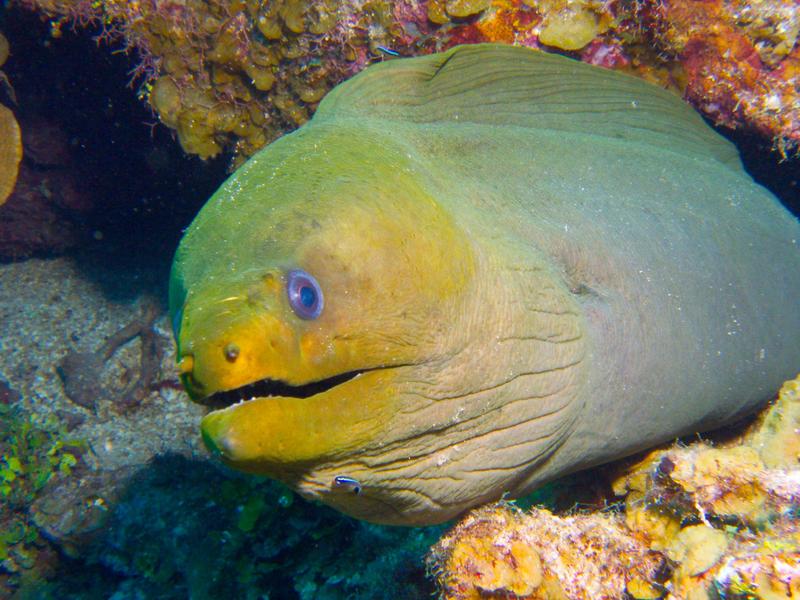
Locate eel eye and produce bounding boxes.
[286,269,324,320]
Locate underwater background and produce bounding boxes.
[0,1,798,598]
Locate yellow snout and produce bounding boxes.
[179,310,297,400]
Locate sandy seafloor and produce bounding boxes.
[0,256,204,472]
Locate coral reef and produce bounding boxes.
[0,12,231,263]
[0,393,86,589]
[0,378,20,405]
[16,0,420,164]
[15,0,800,160]
[0,254,201,597]
[613,375,800,599]
[630,0,800,156]
[429,0,800,154]
[428,375,800,599]
[428,503,668,599]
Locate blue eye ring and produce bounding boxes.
[286,269,324,320]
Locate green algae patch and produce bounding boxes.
[236,495,267,532]
[0,400,86,583]
[0,402,85,507]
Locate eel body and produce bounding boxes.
[169,44,800,525]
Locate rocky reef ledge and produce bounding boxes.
[429,375,800,599]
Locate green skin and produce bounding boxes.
[170,45,800,526]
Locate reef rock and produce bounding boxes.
[0,116,94,260]
[428,375,800,599]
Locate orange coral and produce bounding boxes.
[18,0,410,164]
[0,104,21,205]
[0,32,22,206]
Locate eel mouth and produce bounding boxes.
[201,370,364,411]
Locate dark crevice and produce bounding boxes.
[203,370,364,409]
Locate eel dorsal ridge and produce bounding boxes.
[315,43,742,171]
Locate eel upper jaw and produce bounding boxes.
[199,369,367,412]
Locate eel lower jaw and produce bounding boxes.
[199,369,366,412]
[198,366,401,467]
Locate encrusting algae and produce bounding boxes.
[428,504,668,599]
[428,375,800,599]
[15,0,800,161]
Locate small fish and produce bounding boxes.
[333,476,362,495]
[375,45,400,57]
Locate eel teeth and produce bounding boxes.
[203,370,364,409]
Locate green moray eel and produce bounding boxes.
[169,44,800,526]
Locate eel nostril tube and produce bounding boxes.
[224,343,240,363]
[178,355,194,375]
